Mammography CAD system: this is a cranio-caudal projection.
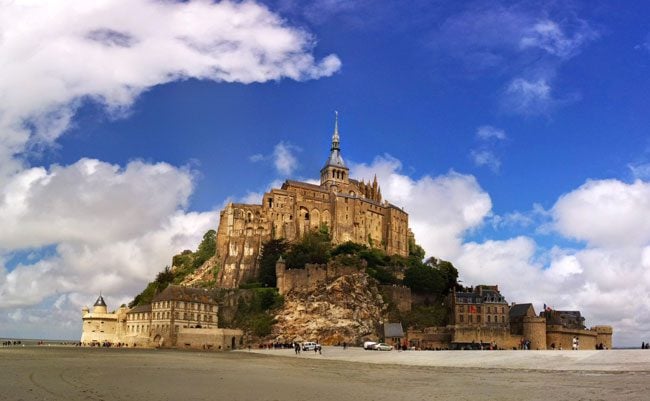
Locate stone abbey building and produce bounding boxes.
[216,114,411,288]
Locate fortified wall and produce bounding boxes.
[275,259,359,295]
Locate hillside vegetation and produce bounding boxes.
[129,230,217,307]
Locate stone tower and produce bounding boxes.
[320,111,350,191]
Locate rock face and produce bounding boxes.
[272,271,387,345]
[179,255,219,287]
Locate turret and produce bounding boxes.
[92,294,108,314]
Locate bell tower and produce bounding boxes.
[320,111,350,191]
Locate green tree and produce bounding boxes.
[285,229,332,269]
[425,257,459,295]
[192,229,217,268]
[403,264,445,294]
[258,239,289,287]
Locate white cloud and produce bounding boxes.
[503,77,552,115]
[476,125,507,141]
[472,126,506,172]
[0,158,217,309]
[520,19,598,59]
[351,155,492,260]
[0,159,194,249]
[471,150,501,172]
[249,142,300,176]
[553,179,650,248]
[0,0,340,178]
[273,142,300,176]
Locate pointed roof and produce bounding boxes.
[323,111,347,169]
[93,294,107,307]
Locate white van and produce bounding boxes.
[363,341,377,350]
[302,342,319,351]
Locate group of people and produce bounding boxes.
[641,342,650,349]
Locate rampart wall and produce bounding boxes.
[276,261,359,295]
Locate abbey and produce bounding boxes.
[215,114,411,288]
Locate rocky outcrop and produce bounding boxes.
[271,271,387,345]
[178,255,219,287]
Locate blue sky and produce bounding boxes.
[1,0,650,346]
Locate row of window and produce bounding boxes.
[457,305,506,314]
[152,301,215,311]
[458,314,507,324]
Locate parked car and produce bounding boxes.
[302,342,320,351]
[375,343,393,351]
[363,341,377,350]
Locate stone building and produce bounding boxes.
[449,285,510,327]
[406,285,613,350]
[80,295,127,345]
[215,114,411,288]
[81,286,243,350]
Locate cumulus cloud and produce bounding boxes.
[0,159,217,310]
[0,159,193,249]
[0,0,341,177]
[350,155,492,260]
[553,179,650,248]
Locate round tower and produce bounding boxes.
[523,316,547,350]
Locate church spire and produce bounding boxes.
[331,110,340,151]
[320,111,349,187]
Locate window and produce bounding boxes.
[459,314,464,323]
[487,315,491,323]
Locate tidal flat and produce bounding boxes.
[1,346,649,401]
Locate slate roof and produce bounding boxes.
[127,304,152,314]
[151,285,216,305]
[509,303,535,319]
[93,295,107,307]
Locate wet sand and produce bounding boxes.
[1,346,649,401]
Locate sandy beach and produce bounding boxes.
[1,346,649,401]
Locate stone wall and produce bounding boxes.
[379,285,412,313]
[545,325,598,350]
[451,326,522,349]
[276,260,359,295]
[177,327,244,351]
[407,327,453,349]
[594,325,613,349]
